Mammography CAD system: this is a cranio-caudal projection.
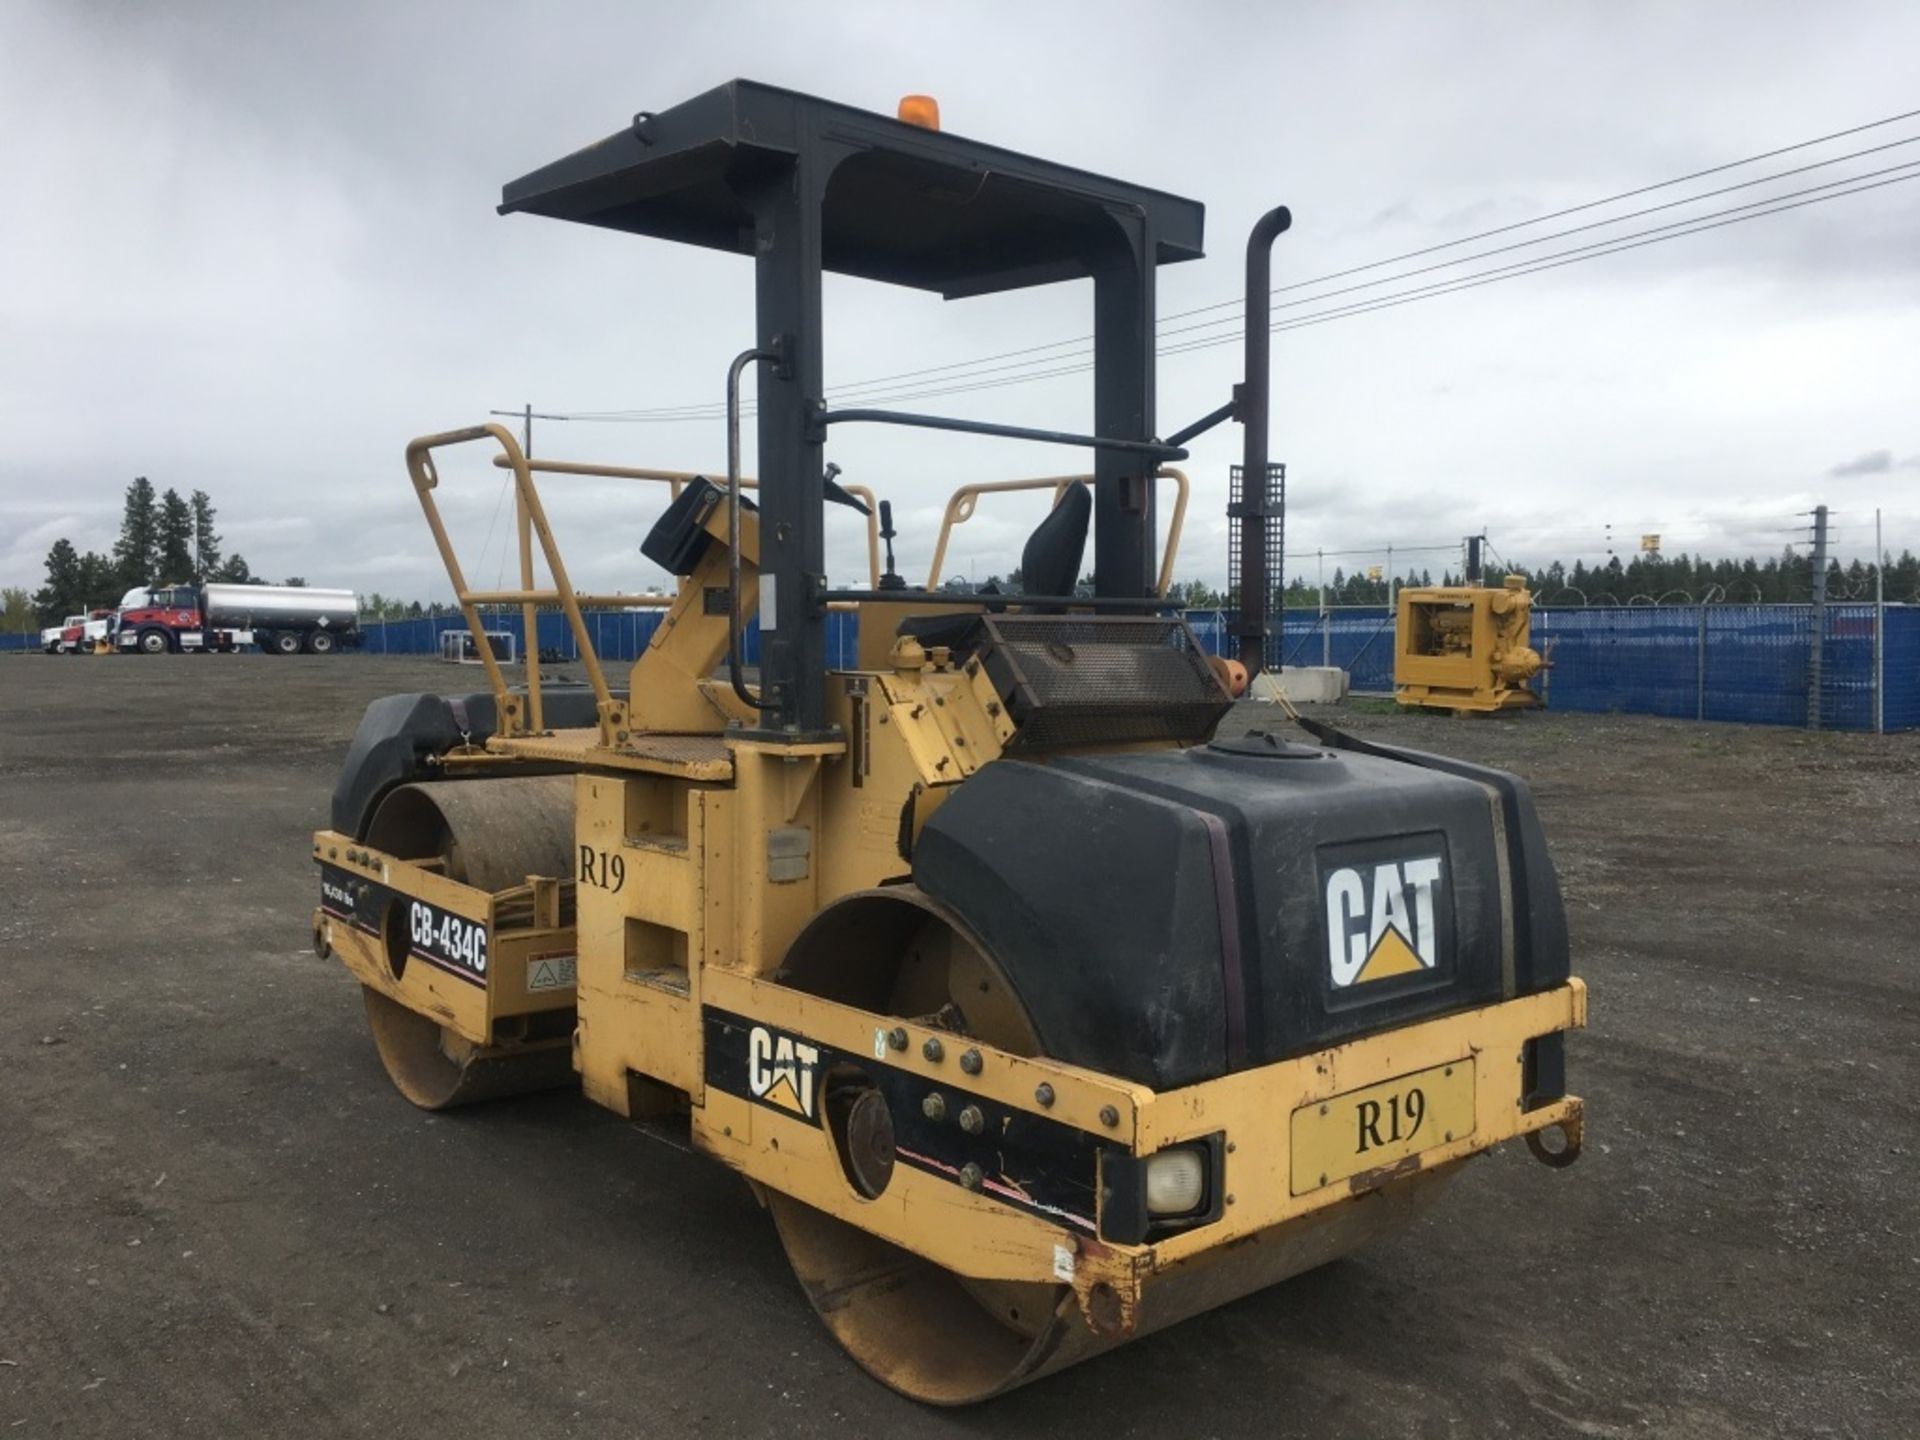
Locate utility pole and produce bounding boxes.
[1317,546,1329,667]
[1807,503,1829,730]
[518,401,536,685]
[1874,507,1885,735]
[489,403,564,458]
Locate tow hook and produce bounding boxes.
[1525,1107,1583,1169]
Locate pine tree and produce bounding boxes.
[112,477,160,589]
[76,551,118,606]
[1893,550,1920,602]
[156,488,195,583]
[33,538,84,623]
[214,553,253,583]
[190,490,222,582]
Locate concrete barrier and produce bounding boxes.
[1249,667,1348,704]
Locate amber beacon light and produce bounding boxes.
[897,94,941,130]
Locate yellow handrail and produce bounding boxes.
[414,436,1184,744]
[491,455,881,588]
[925,468,1190,596]
[461,589,862,614]
[408,426,623,742]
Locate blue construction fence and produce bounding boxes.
[352,609,863,670]
[7,602,1914,731]
[1191,603,1916,732]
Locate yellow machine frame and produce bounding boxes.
[314,424,1584,1398]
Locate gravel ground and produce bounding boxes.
[1,653,1915,1438]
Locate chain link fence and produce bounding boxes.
[1185,602,1916,732]
[351,608,861,671]
[7,600,1911,732]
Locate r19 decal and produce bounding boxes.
[579,846,625,893]
[1356,1086,1424,1154]
[408,900,488,986]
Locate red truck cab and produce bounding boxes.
[41,613,86,654]
[116,585,229,654]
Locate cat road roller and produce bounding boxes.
[311,81,1585,1404]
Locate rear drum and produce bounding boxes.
[765,885,1457,1402]
[768,887,1073,1403]
[356,777,576,1110]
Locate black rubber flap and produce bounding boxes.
[328,688,606,839]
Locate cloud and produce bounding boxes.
[1826,449,1920,477]
[1829,449,1893,476]
[3,1,1920,597]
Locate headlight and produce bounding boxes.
[1144,1145,1208,1216]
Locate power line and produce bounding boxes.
[853,160,1920,393]
[579,115,1920,415]
[650,138,1920,416]
[932,166,1920,390]
[1283,544,1459,559]
[1142,137,1920,348]
[1153,167,1920,359]
[554,106,1920,422]
[1152,104,1920,326]
[588,165,1918,417]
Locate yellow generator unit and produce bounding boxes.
[1395,573,1544,713]
[309,81,1584,1404]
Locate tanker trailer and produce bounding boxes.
[118,581,361,654]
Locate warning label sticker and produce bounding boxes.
[527,953,578,994]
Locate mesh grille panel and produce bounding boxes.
[978,615,1232,749]
[1227,462,1285,670]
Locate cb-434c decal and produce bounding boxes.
[318,863,488,988]
[405,899,488,986]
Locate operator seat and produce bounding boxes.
[1018,482,1090,602]
[897,483,1092,653]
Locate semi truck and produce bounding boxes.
[116,582,361,655]
[38,609,112,654]
[78,610,113,653]
[40,613,87,654]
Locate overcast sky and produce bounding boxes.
[3,0,1917,604]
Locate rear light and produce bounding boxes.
[1144,1146,1208,1215]
[1099,1134,1225,1243]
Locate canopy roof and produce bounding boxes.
[499,80,1205,298]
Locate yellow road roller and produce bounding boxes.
[311,80,1584,1403]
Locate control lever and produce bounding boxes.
[877,500,907,591]
[823,461,869,515]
